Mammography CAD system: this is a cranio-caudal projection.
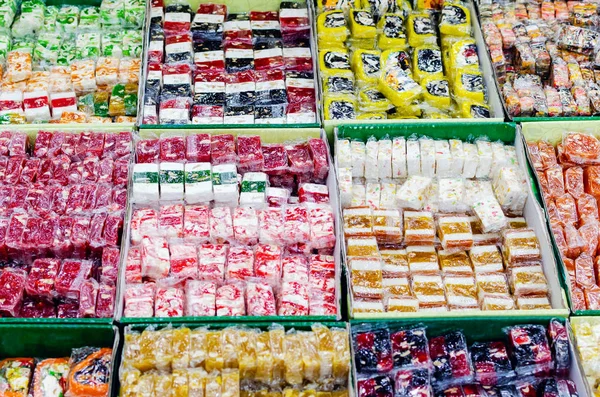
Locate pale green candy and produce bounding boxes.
[100,0,124,27]
[56,5,80,34]
[122,30,142,58]
[123,0,145,29]
[11,37,35,54]
[102,30,124,58]
[57,40,76,66]
[44,5,59,18]
[79,6,101,31]
[0,33,11,62]
[33,31,61,66]
[76,32,101,60]
[11,0,45,38]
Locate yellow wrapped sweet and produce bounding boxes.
[205,372,222,397]
[424,108,452,118]
[222,369,240,397]
[388,104,423,117]
[324,94,357,120]
[351,49,381,86]
[407,13,437,47]
[138,329,159,371]
[155,374,174,396]
[349,9,377,39]
[317,10,348,48]
[283,390,300,397]
[377,14,407,50]
[284,332,304,385]
[460,101,490,118]
[412,46,443,83]
[188,368,208,397]
[255,331,275,384]
[453,69,485,103]
[299,392,317,397]
[155,329,175,371]
[137,373,156,396]
[122,332,141,371]
[222,328,240,369]
[322,75,355,95]
[330,328,350,385]
[319,49,353,77]
[190,328,208,368]
[238,330,257,381]
[172,327,191,370]
[380,49,412,75]
[357,112,387,119]
[358,88,393,112]
[439,1,471,36]
[206,331,224,372]
[332,391,350,397]
[447,38,480,81]
[300,332,321,382]
[269,327,286,385]
[318,0,359,11]
[120,369,141,397]
[311,324,334,382]
[172,370,189,397]
[421,76,451,108]
[378,68,422,106]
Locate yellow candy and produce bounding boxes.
[319,49,353,77]
[454,69,485,103]
[351,49,381,85]
[378,68,423,106]
[322,75,355,94]
[357,112,387,119]
[388,103,423,117]
[377,14,407,50]
[358,88,393,112]
[448,38,480,80]
[459,101,490,118]
[324,94,358,120]
[415,0,442,10]
[421,76,451,108]
[317,10,348,47]
[412,46,443,83]
[380,49,412,76]
[318,0,359,11]
[439,1,471,36]
[407,13,437,47]
[349,9,377,39]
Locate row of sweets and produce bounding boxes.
[141,0,317,125]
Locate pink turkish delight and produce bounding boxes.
[101,247,120,284]
[254,244,282,279]
[0,132,11,155]
[246,281,276,316]
[36,158,53,184]
[309,255,336,287]
[71,216,91,258]
[185,280,216,316]
[310,291,337,315]
[88,212,108,250]
[209,207,234,243]
[282,255,309,282]
[233,207,259,245]
[141,236,170,280]
[61,134,80,159]
[94,185,113,210]
[216,283,246,316]
[183,205,210,241]
[159,204,184,238]
[136,139,160,163]
[57,303,79,318]
[125,247,142,283]
[6,213,28,250]
[226,246,254,280]
[258,207,284,245]
[131,208,159,245]
[51,155,70,186]
[51,186,69,215]
[8,132,28,156]
[237,135,264,173]
[112,160,129,186]
[266,187,289,207]
[82,157,98,183]
[112,187,127,210]
[96,283,116,318]
[186,133,211,162]
[279,280,309,316]
[309,206,336,249]
[160,135,186,162]
[78,278,99,318]
[0,268,27,316]
[19,158,40,185]
[53,216,74,258]
[170,242,198,279]
[211,134,236,165]
[262,144,288,175]
[198,244,227,280]
[283,206,310,244]
[124,283,155,317]
[103,213,123,247]
[54,259,93,299]
[5,156,25,185]
[25,258,60,298]
[286,143,314,175]
[96,158,114,183]
[20,298,55,318]
[155,286,184,317]
[299,183,329,204]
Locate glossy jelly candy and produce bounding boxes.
[548,319,570,377]
[505,324,552,377]
[358,375,394,397]
[391,327,431,370]
[429,331,474,388]
[471,341,514,386]
[353,327,394,374]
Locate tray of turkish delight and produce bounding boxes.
[335,122,568,319]
[116,129,343,323]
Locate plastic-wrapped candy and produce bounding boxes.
[246,280,276,316]
[216,283,245,316]
[124,283,155,317]
[0,268,27,316]
[353,326,393,374]
[429,331,474,388]
[186,280,216,316]
[505,324,552,377]
[6,51,32,83]
[155,286,184,317]
[162,62,193,99]
[548,318,570,377]
[471,341,514,386]
[358,375,394,397]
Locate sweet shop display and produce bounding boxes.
[141,0,317,125]
[317,0,494,120]
[0,347,112,397]
[338,135,556,315]
[124,133,338,318]
[0,129,130,318]
[0,0,144,124]
[572,317,600,394]
[527,132,600,310]
[479,0,600,118]
[353,319,578,397]
[119,324,351,396]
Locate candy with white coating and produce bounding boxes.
[396,175,432,210]
[392,137,407,179]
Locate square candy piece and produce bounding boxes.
[387,296,419,312]
[502,228,541,265]
[343,206,373,238]
[437,215,473,251]
[404,211,435,245]
[347,236,379,257]
[373,209,402,244]
[407,246,439,273]
[481,294,515,311]
[439,250,472,275]
[411,274,446,307]
[383,276,411,297]
[475,273,510,300]
[510,265,549,296]
[469,245,504,274]
[380,248,409,277]
[443,275,478,309]
[350,256,383,299]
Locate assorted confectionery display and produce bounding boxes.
[0,129,130,318]
[528,132,600,310]
[124,133,337,318]
[0,347,113,397]
[119,324,351,396]
[0,0,144,124]
[141,0,317,125]
[572,317,600,394]
[338,135,555,314]
[317,0,493,120]
[353,319,578,397]
[479,0,600,117]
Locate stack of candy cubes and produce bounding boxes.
[124,133,337,318]
[119,324,351,396]
[529,132,600,310]
[141,0,317,125]
[0,130,130,318]
[354,319,576,397]
[0,0,144,124]
[338,136,553,314]
[479,0,600,117]
[317,0,492,120]
[571,317,600,394]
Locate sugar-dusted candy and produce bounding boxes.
[516,295,552,310]
[132,163,160,203]
[353,326,393,374]
[510,265,549,296]
[505,324,552,377]
[155,286,184,317]
[254,244,282,280]
[169,242,198,279]
[407,246,439,273]
[159,162,185,200]
[124,283,155,317]
[461,143,479,179]
[437,215,473,251]
[352,184,367,207]
[555,193,578,227]
[283,206,310,245]
[336,168,351,207]
[372,209,402,244]
[159,204,184,238]
[380,248,409,277]
[350,256,383,299]
[258,207,284,246]
[226,246,254,280]
[210,207,234,243]
[309,206,336,249]
[444,274,478,310]
[475,272,510,300]
[481,294,515,310]
[502,228,541,265]
[211,163,238,204]
[546,165,565,198]
[246,280,276,316]
[439,250,472,275]
[396,176,432,210]
[469,245,503,274]
[383,276,411,297]
[141,236,170,281]
[404,211,435,245]
[185,280,216,316]
[347,237,379,257]
[366,182,381,209]
[233,207,259,246]
[198,244,227,281]
[577,193,599,225]
[411,273,446,307]
[299,184,329,204]
[183,205,210,242]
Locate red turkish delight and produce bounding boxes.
[54,259,92,299]
[71,216,91,258]
[183,205,210,241]
[309,206,336,249]
[198,244,227,280]
[282,255,309,282]
[4,156,25,185]
[237,135,264,173]
[51,186,69,215]
[279,280,309,316]
[136,139,160,163]
[0,131,10,156]
[262,144,288,175]
[209,206,234,243]
[8,132,28,156]
[21,216,41,251]
[65,184,85,214]
[160,135,186,162]
[246,280,276,316]
[94,184,113,210]
[20,298,55,318]
[125,247,142,283]
[258,207,284,245]
[61,133,80,159]
[78,278,99,318]
[36,158,53,184]
[96,283,115,318]
[113,131,132,159]
[216,283,245,316]
[6,213,27,250]
[124,283,155,317]
[51,155,70,186]
[88,132,105,158]
[131,208,159,244]
[159,204,184,238]
[88,212,108,249]
[0,218,8,259]
[103,213,123,247]
[286,143,314,175]
[53,216,74,258]
[81,184,98,211]
[211,134,236,165]
[269,173,295,190]
[0,268,27,316]
[101,247,120,284]
[185,280,216,316]
[155,286,184,317]
[233,206,259,245]
[284,205,310,244]
[0,158,7,183]
[95,158,114,184]
[57,302,79,318]
[254,244,282,279]
[82,158,98,183]
[186,133,211,162]
[112,187,127,211]
[141,236,170,280]
[19,159,40,185]
[226,246,254,280]
[47,132,65,157]
[37,216,57,250]
[299,183,329,204]
[170,242,198,279]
